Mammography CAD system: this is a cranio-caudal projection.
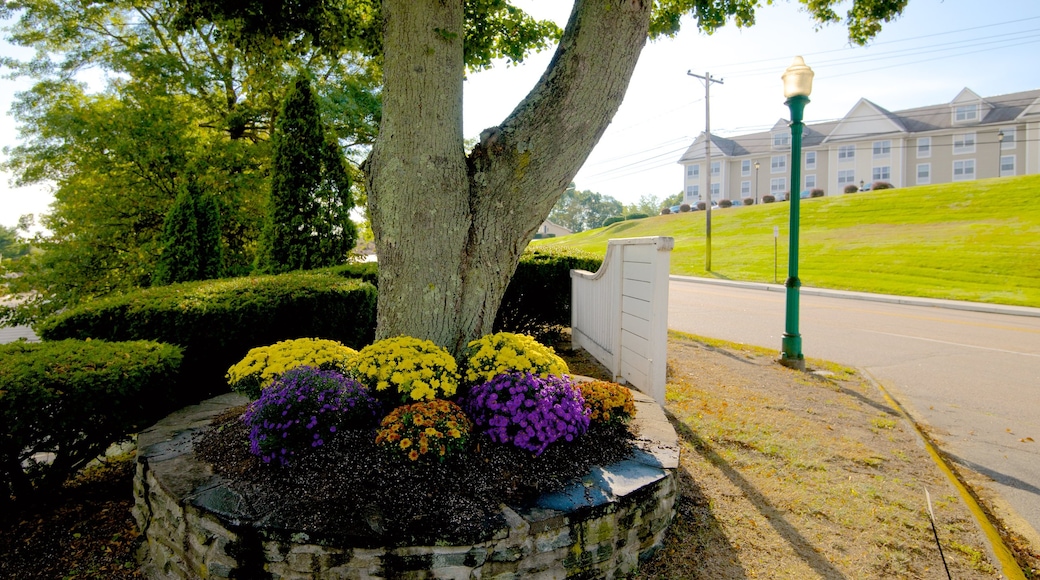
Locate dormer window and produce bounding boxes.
[773,132,790,148]
[954,104,978,123]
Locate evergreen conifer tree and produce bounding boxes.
[154,180,223,285]
[258,73,357,273]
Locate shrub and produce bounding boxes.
[580,381,637,427]
[742,198,754,206]
[463,331,569,386]
[465,372,589,456]
[242,367,380,466]
[0,339,182,502]
[375,399,472,463]
[872,181,894,190]
[762,195,776,203]
[37,272,377,403]
[349,336,459,404]
[660,208,671,215]
[810,188,825,198]
[625,213,649,220]
[323,262,380,285]
[494,247,602,341]
[679,203,691,212]
[844,184,859,194]
[719,199,733,208]
[602,216,624,227]
[227,338,358,399]
[696,201,706,210]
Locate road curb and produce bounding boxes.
[669,275,1040,318]
[860,368,1027,580]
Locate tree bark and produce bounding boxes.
[367,0,652,354]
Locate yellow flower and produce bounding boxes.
[400,438,412,449]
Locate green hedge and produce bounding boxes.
[38,273,377,400]
[0,339,182,503]
[493,247,603,341]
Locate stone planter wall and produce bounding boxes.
[133,390,679,579]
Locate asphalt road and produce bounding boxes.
[667,277,1040,541]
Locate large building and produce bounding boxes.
[678,87,1040,205]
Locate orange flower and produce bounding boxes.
[408,450,419,461]
[400,438,412,449]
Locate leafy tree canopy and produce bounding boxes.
[548,184,623,233]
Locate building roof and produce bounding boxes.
[677,87,1040,164]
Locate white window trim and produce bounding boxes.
[710,161,721,177]
[740,180,751,195]
[805,151,816,170]
[805,174,816,189]
[837,169,855,185]
[916,163,931,185]
[688,164,700,177]
[1000,155,1016,177]
[770,155,787,174]
[872,166,891,181]
[1000,127,1016,150]
[872,140,891,158]
[838,145,855,162]
[770,177,786,194]
[773,132,790,149]
[953,132,976,155]
[954,103,979,124]
[741,160,751,176]
[917,137,931,159]
[953,159,975,181]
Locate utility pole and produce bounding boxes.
[688,71,723,271]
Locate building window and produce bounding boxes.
[710,161,721,177]
[953,159,975,181]
[770,155,786,173]
[687,185,699,199]
[917,163,931,185]
[687,164,700,177]
[837,169,855,185]
[872,166,891,181]
[741,180,751,195]
[838,145,855,161]
[741,159,751,176]
[1000,155,1015,177]
[872,140,891,157]
[710,183,720,198]
[805,174,816,190]
[953,133,976,154]
[773,132,790,148]
[770,178,786,194]
[805,151,816,169]
[917,137,931,158]
[955,104,978,123]
[1000,127,1016,150]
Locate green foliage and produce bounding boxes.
[844,185,860,194]
[680,204,692,212]
[719,199,733,208]
[810,189,825,198]
[493,247,603,341]
[547,184,624,233]
[154,180,224,285]
[624,194,662,218]
[763,195,777,203]
[531,174,1040,308]
[37,273,377,400]
[0,224,30,263]
[258,74,358,273]
[872,181,894,190]
[602,216,625,227]
[0,339,182,503]
[661,192,684,209]
[626,213,650,220]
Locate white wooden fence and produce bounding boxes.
[570,236,673,405]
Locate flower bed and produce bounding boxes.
[132,332,679,578]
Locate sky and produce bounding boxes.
[3,0,1040,228]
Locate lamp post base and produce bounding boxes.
[780,333,805,371]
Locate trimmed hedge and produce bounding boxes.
[660,208,671,215]
[625,213,649,220]
[602,216,624,227]
[679,203,691,212]
[810,188,825,198]
[872,181,894,190]
[742,198,754,206]
[762,195,776,203]
[494,247,603,341]
[0,339,182,503]
[844,184,859,194]
[719,199,733,208]
[38,273,377,401]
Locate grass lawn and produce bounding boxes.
[533,174,1040,308]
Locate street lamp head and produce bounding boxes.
[998,129,1005,143]
[754,161,760,170]
[782,56,814,99]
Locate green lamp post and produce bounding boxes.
[780,56,814,370]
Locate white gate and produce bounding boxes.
[570,236,673,405]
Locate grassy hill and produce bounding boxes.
[532,175,1040,308]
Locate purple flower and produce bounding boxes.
[464,372,589,455]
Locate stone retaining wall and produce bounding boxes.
[133,390,679,579]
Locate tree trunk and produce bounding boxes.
[366,0,652,354]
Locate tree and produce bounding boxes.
[258,74,357,272]
[153,180,223,285]
[661,192,683,210]
[0,0,382,324]
[624,194,664,218]
[146,1,911,353]
[548,184,623,233]
[0,224,30,263]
